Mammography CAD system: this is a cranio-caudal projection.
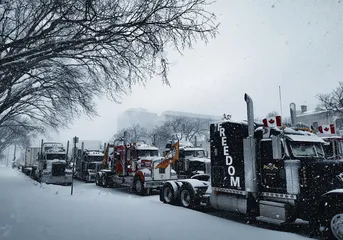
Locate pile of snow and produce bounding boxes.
[0,166,310,240]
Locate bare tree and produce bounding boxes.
[150,124,171,150]
[0,0,218,134]
[0,120,33,153]
[317,82,343,116]
[112,124,149,143]
[153,116,211,145]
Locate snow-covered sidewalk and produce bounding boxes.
[0,166,311,240]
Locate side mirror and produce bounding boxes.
[132,160,137,171]
[272,135,282,160]
[184,159,189,171]
[206,151,209,158]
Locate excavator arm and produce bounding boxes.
[102,143,115,168]
[155,141,179,169]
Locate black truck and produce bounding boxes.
[159,93,343,240]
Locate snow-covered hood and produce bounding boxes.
[138,156,161,162]
[186,157,210,163]
[47,159,66,164]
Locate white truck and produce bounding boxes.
[36,142,73,185]
[164,140,210,179]
[20,147,40,176]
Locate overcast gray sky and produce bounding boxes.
[37,0,343,146]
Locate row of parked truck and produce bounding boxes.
[17,93,343,239]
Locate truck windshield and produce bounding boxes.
[289,142,325,158]
[88,156,103,162]
[184,150,206,158]
[88,163,96,169]
[46,154,65,160]
[189,160,206,172]
[138,150,158,157]
[323,140,343,158]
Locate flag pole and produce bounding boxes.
[279,86,283,117]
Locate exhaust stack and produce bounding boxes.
[244,93,255,137]
[290,103,296,126]
[243,93,257,193]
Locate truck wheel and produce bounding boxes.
[328,212,343,239]
[101,174,107,188]
[179,184,195,208]
[95,174,101,186]
[161,183,176,205]
[322,207,343,240]
[134,177,145,196]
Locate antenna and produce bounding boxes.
[279,86,283,117]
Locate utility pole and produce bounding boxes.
[12,144,17,165]
[71,136,79,195]
[6,146,10,167]
[123,131,129,176]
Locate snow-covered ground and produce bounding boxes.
[0,166,312,240]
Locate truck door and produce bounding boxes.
[152,159,171,181]
[259,139,287,192]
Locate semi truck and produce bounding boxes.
[95,138,178,195]
[160,93,343,240]
[20,147,40,176]
[75,141,104,182]
[36,141,73,185]
[289,103,343,160]
[164,140,211,179]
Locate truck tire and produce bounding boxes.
[101,174,107,188]
[134,177,146,196]
[161,182,177,205]
[179,184,195,209]
[95,174,101,186]
[322,206,343,240]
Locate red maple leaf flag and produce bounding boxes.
[318,124,335,135]
[263,116,282,128]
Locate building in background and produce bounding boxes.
[160,110,221,122]
[117,108,221,132]
[117,108,158,132]
[117,108,222,153]
[295,104,343,135]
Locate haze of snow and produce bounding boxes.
[0,166,310,240]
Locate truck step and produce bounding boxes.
[256,216,285,225]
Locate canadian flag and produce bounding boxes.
[318,124,335,135]
[263,116,282,128]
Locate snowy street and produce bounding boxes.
[0,166,312,240]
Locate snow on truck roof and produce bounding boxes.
[183,147,206,152]
[285,134,325,143]
[188,157,211,163]
[210,119,249,126]
[135,143,158,150]
[85,151,104,156]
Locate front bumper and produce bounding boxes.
[42,175,72,185]
[87,173,96,182]
[145,180,164,189]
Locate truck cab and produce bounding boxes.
[37,142,72,185]
[322,136,343,160]
[164,140,210,179]
[96,139,177,195]
[76,150,104,182]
